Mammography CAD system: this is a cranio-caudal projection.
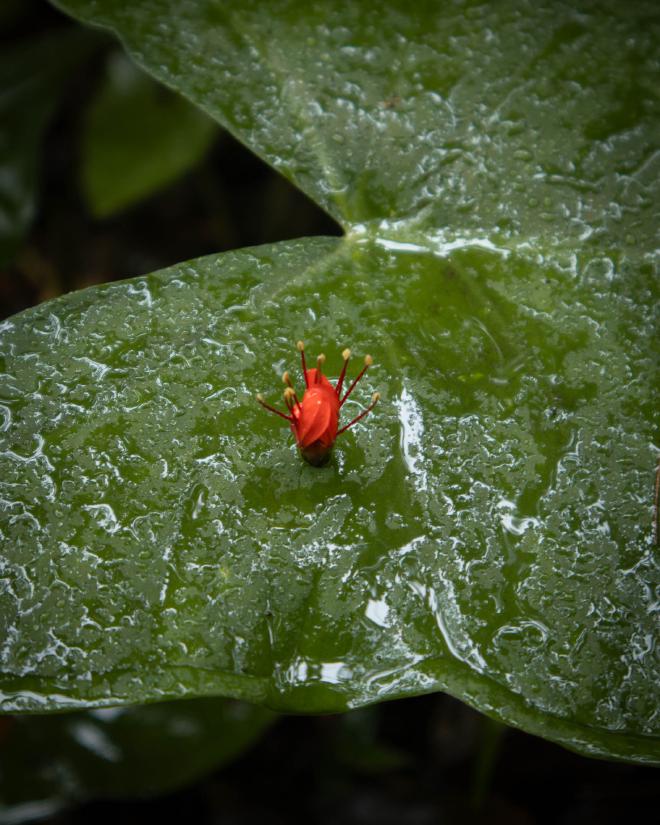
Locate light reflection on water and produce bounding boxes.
[394,384,427,491]
[496,498,541,536]
[365,597,390,628]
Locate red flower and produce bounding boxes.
[257,341,379,466]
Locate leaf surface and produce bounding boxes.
[2,235,657,763]
[1,0,658,764]
[53,0,659,250]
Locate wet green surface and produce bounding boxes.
[1,237,657,762]
[1,0,658,763]
[54,0,659,250]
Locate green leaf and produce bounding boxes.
[2,0,658,766]
[82,52,217,218]
[1,235,657,765]
[0,699,275,818]
[52,0,659,250]
[0,28,102,265]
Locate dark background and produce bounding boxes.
[61,696,660,825]
[0,3,657,823]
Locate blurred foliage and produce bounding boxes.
[82,52,217,218]
[0,0,25,28]
[0,27,102,264]
[0,699,275,821]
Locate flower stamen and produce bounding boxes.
[337,392,380,435]
[340,354,373,408]
[297,340,308,388]
[282,371,301,406]
[256,392,292,421]
[335,348,351,397]
[316,353,326,384]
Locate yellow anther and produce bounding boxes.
[372,392,380,403]
[282,371,292,386]
[364,354,373,366]
[342,348,351,360]
[283,387,296,401]
[256,393,265,402]
[296,340,305,352]
[317,353,326,367]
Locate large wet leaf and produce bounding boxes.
[52,0,659,249]
[0,699,274,820]
[1,0,658,764]
[1,236,657,764]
